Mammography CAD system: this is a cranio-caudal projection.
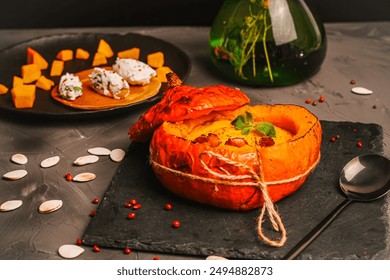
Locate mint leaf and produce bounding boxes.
[245,111,254,125]
[232,112,277,138]
[255,122,276,138]
[232,115,247,130]
[242,127,251,136]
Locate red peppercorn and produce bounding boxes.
[76,238,83,245]
[92,198,99,204]
[357,141,363,148]
[312,100,318,106]
[165,203,173,211]
[124,202,132,208]
[319,96,325,103]
[172,220,181,228]
[127,212,136,219]
[305,99,311,104]
[153,256,160,260]
[89,210,97,217]
[124,247,132,255]
[350,80,356,84]
[133,203,142,210]
[330,137,337,142]
[129,199,137,205]
[65,173,73,181]
[93,245,100,252]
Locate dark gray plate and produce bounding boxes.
[0,33,191,119]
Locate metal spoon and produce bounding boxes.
[283,153,390,260]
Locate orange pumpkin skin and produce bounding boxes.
[149,104,322,211]
[129,84,250,142]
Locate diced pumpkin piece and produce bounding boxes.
[147,51,164,68]
[36,75,55,91]
[117,47,140,59]
[156,66,173,83]
[27,47,49,70]
[0,84,9,94]
[11,84,36,108]
[13,76,24,88]
[56,49,74,61]
[21,64,42,83]
[97,39,114,58]
[92,52,108,66]
[75,48,90,60]
[50,60,64,76]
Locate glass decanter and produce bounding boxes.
[209,0,327,87]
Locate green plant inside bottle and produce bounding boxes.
[209,0,327,87]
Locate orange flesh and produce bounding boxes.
[51,67,161,110]
[165,119,294,152]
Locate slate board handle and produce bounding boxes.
[283,198,353,260]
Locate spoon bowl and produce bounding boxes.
[340,154,390,201]
[283,153,390,260]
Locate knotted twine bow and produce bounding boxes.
[150,146,320,247]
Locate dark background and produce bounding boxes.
[0,0,389,29]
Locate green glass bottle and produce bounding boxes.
[209,0,327,87]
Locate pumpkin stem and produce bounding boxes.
[166,72,182,88]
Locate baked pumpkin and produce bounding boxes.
[129,74,322,212]
[149,104,322,211]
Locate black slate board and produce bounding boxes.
[83,121,387,259]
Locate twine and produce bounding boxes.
[150,148,320,247]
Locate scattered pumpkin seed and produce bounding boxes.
[39,199,63,213]
[110,148,125,162]
[58,244,85,259]
[351,87,373,95]
[11,154,28,165]
[74,155,99,166]
[3,169,28,180]
[88,147,111,156]
[0,200,23,212]
[40,156,60,168]
[73,172,96,182]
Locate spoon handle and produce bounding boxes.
[282,198,353,260]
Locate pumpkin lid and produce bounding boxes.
[129,73,250,142]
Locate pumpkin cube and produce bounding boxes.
[97,39,114,58]
[92,52,108,66]
[50,60,64,76]
[56,49,74,61]
[156,66,173,83]
[117,47,140,59]
[147,51,164,68]
[0,83,9,94]
[27,47,49,70]
[11,84,36,108]
[36,75,55,91]
[21,64,42,83]
[75,48,90,60]
[13,76,24,88]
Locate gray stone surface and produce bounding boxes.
[0,23,389,260]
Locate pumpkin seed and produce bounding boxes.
[206,255,228,260]
[40,156,60,168]
[3,169,28,180]
[58,244,85,259]
[0,200,23,212]
[110,148,125,162]
[39,199,63,213]
[88,147,111,156]
[351,87,373,95]
[73,172,96,182]
[74,155,99,166]
[11,154,28,165]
